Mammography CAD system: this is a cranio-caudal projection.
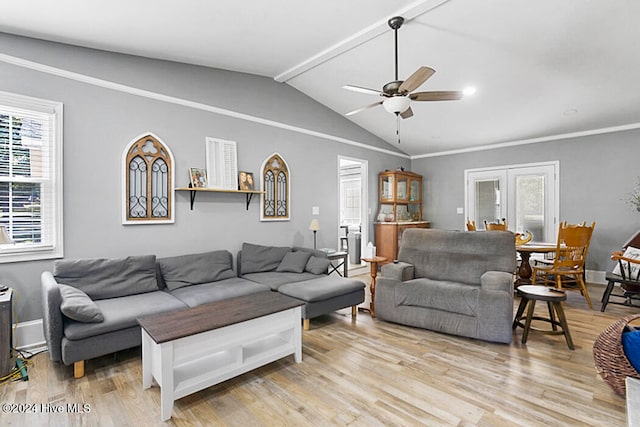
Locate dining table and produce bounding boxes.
[515,242,558,286]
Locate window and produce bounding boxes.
[0,91,63,263]
[465,162,558,242]
[122,133,174,224]
[261,153,290,221]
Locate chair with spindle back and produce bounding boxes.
[601,230,640,312]
[532,221,595,309]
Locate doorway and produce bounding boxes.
[338,156,368,273]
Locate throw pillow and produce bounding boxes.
[305,256,331,275]
[623,328,640,372]
[276,251,312,273]
[58,284,104,323]
[612,246,640,278]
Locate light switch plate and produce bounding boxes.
[312,206,320,215]
[456,207,464,214]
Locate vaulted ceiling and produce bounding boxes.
[1,0,638,156]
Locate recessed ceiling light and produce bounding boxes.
[463,86,477,96]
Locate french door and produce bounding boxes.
[465,162,558,242]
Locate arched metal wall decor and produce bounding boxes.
[260,153,290,221]
[122,133,175,224]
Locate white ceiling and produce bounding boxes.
[1,0,639,157]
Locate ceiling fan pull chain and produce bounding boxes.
[396,113,401,144]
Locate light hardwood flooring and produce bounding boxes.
[1,280,637,426]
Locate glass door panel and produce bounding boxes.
[410,179,420,202]
[396,177,408,201]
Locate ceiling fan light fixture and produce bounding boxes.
[383,96,411,114]
[463,86,477,96]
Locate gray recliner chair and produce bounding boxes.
[375,228,516,344]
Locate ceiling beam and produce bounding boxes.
[274,0,451,83]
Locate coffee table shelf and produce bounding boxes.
[138,293,303,421]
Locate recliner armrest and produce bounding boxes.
[480,271,514,292]
[41,271,64,362]
[381,262,415,281]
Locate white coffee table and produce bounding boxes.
[138,292,304,421]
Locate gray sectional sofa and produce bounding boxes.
[41,244,365,378]
[375,228,516,344]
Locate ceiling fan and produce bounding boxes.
[344,16,463,120]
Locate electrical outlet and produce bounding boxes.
[456,207,464,214]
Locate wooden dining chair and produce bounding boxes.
[466,219,477,231]
[484,218,507,231]
[531,221,596,309]
[600,230,640,311]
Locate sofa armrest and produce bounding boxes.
[480,271,514,293]
[41,271,64,362]
[380,262,415,281]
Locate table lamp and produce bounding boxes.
[308,219,320,249]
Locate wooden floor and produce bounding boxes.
[1,282,637,426]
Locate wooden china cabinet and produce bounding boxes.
[374,170,430,263]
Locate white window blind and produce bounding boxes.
[0,91,63,263]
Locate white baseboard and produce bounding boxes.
[13,318,46,352]
[586,270,607,285]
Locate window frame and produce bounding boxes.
[0,91,63,264]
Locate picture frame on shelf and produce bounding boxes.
[205,137,238,190]
[189,168,207,188]
[239,171,255,190]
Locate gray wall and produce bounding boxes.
[412,129,640,274]
[0,33,410,322]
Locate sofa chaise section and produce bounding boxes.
[238,243,365,329]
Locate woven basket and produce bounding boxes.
[593,314,640,396]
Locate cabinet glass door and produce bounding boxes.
[409,179,420,202]
[380,175,394,201]
[396,177,408,201]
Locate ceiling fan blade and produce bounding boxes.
[398,66,435,94]
[342,85,384,96]
[410,91,464,101]
[345,101,383,116]
[400,107,413,119]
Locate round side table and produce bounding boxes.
[512,285,574,350]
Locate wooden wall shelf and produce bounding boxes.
[175,187,265,210]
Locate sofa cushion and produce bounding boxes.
[394,278,479,316]
[157,250,236,291]
[242,271,319,291]
[305,256,331,275]
[278,276,365,303]
[58,284,104,323]
[169,277,270,307]
[276,251,312,273]
[240,243,291,274]
[63,291,187,341]
[53,255,158,300]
